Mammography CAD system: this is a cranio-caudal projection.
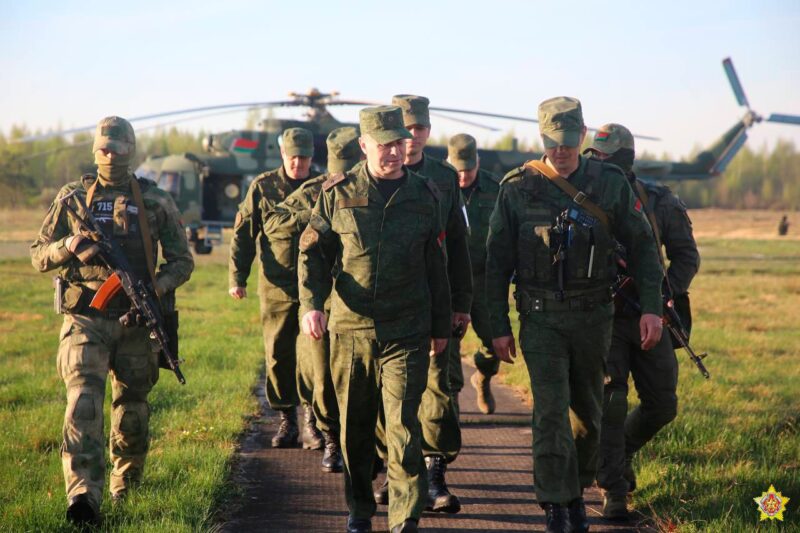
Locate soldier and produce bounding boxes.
[372,94,471,514]
[486,97,664,533]
[263,126,364,474]
[445,134,502,414]
[778,214,790,236]
[299,105,451,533]
[586,123,700,519]
[30,117,194,526]
[229,128,322,449]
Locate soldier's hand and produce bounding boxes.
[65,235,100,263]
[229,286,247,299]
[640,313,663,350]
[302,310,327,340]
[430,337,448,356]
[452,312,471,339]
[492,335,517,364]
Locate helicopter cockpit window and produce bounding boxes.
[157,172,181,199]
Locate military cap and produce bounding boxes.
[92,116,135,155]
[281,127,314,158]
[359,106,413,145]
[391,94,431,128]
[588,123,635,156]
[538,96,584,149]
[447,133,478,171]
[326,126,362,173]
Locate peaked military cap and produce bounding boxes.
[588,123,635,156]
[392,94,431,128]
[281,127,314,158]
[447,133,478,171]
[92,116,135,155]
[360,106,413,145]
[538,96,584,149]
[326,126,362,173]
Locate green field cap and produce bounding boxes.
[538,96,584,149]
[92,116,135,155]
[588,123,635,155]
[326,126,361,173]
[360,106,413,144]
[447,133,478,171]
[391,94,431,128]
[281,127,314,158]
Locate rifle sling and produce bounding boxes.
[633,181,672,295]
[85,177,160,295]
[524,160,610,231]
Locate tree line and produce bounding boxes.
[1,125,798,210]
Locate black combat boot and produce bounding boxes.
[66,493,99,527]
[425,455,461,513]
[302,405,324,450]
[321,431,343,473]
[390,518,418,533]
[271,407,299,448]
[568,497,590,532]
[540,502,571,533]
[346,515,372,533]
[373,478,389,505]
[624,457,637,492]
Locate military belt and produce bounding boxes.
[514,285,611,314]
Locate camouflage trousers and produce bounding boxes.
[296,317,339,434]
[597,315,678,496]
[376,339,462,464]
[519,305,613,504]
[332,333,429,529]
[57,313,159,508]
[259,299,313,411]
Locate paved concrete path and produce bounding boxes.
[222,362,648,532]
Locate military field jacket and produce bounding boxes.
[486,156,663,338]
[461,168,501,277]
[299,164,452,342]
[228,166,318,300]
[31,174,194,308]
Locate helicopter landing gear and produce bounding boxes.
[188,227,213,255]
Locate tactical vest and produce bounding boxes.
[514,160,616,295]
[61,176,157,313]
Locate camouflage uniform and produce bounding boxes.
[588,124,700,507]
[262,127,362,452]
[299,106,451,530]
[229,129,319,417]
[388,95,472,468]
[445,134,502,409]
[486,99,663,510]
[30,117,193,516]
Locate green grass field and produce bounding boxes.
[1,207,799,531]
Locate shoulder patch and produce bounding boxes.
[299,226,319,251]
[322,172,346,191]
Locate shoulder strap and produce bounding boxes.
[322,172,346,191]
[130,178,159,292]
[524,160,610,230]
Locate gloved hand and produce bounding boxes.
[65,235,100,264]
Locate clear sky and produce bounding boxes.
[2,0,799,158]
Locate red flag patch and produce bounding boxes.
[634,199,643,212]
[437,230,446,248]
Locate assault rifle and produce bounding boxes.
[59,189,186,384]
[612,275,710,379]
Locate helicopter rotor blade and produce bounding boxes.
[766,113,800,126]
[14,100,303,143]
[429,112,501,131]
[722,57,751,109]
